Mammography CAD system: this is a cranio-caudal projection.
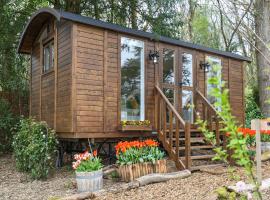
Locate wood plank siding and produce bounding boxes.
[29,19,245,139]
[229,59,244,124]
[56,20,73,132]
[30,44,41,119]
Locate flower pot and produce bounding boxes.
[119,125,152,131]
[261,142,270,153]
[75,170,103,193]
[118,159,167,182]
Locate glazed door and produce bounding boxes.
[205,55,222,108]
[179,49,195,123]
[160,45,179,110]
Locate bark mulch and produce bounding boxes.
[1,154,270,200]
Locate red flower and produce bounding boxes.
[93,150,97,157]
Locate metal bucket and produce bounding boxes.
[76,170,103,192]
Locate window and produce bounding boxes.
[182,90,193,123]
[163,49,175,84]
[121,37,145,121]
[182,53,193,87]
[206,56,222,106]
[43,41,54,72]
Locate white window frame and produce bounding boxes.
[120,37,145,121]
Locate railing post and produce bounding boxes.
[169,110,173,149]
[215,117,220,146]
[163,101,167,146]
[175,120,180,159]
[185,122,191,169]
[154,90,159,131]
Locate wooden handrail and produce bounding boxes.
[155,85,186,126]
[195,88,223,146]
[195,89,218,115]
[195,88,225,122]
[155,85,191,170]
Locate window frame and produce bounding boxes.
[119,36,146,122]
[42,38,54,74]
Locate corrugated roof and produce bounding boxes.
[18,8,251,62]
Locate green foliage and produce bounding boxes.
[75,157,103,172]
[12,118,58,179]
[117,146,165,165]
[245,88,263,128]
[196,65,262,199]
[0,99,20,152]
[216,187,237,200]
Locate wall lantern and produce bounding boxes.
[149,50,159,64]
[200,61,210,73]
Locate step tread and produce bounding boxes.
[178,145,213,150]
[180,154,215,160]
[165,129,200,132]
[191,163,226,171]
[177,137,205,143]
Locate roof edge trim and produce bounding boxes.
[17,8,61,54]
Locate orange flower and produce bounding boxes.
[144,139,158,147]
[93,150,97,157]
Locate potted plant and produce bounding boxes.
[260,130,270,152]
[72,150,103,192]
[115,139,166,182]
[119,120,152,131]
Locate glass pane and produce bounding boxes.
[206,56,222,106]
[121,37,145,121]
[182,53,193,86]
[182,90,193,123]
[51,43,54,68]
[163,88,174,105]
[43,46,50,72]
[163,49,175,84]
[163,88,174,123]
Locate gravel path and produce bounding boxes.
[0,154,76,200]
[1,154,270,200]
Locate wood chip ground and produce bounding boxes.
[1,154,270,200]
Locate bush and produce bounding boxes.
[0,98,19,153]
[12,118,58,179]
[245,89,263,128]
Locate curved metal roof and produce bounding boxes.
[18,8,251,62]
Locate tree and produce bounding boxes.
[254,0,270,117]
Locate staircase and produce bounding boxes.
[155,85,225,170]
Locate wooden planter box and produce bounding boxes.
[76,170,103,192]
[119,125,152,131]
[118,159,167,182]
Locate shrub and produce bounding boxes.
[72,150,103,172]
[0,98,19,153]
[115,139,165,165]
[245,89,263,128]
[12,118,58,179]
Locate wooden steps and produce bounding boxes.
[178,137,205,143]
[178,145,213,150]
[180,154,215,160]
[190,163,226,172]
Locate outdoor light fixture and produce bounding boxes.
[149,50,159,64]
[200,61,210,73]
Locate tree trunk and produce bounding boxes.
[129,0,138,29]
[188,0,196,40]
[93,0,100,20]
[255,0,270,117]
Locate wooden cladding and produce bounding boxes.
[75,25,105,133]
[29,18,245,138]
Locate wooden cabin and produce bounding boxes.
[18,8,250,169]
